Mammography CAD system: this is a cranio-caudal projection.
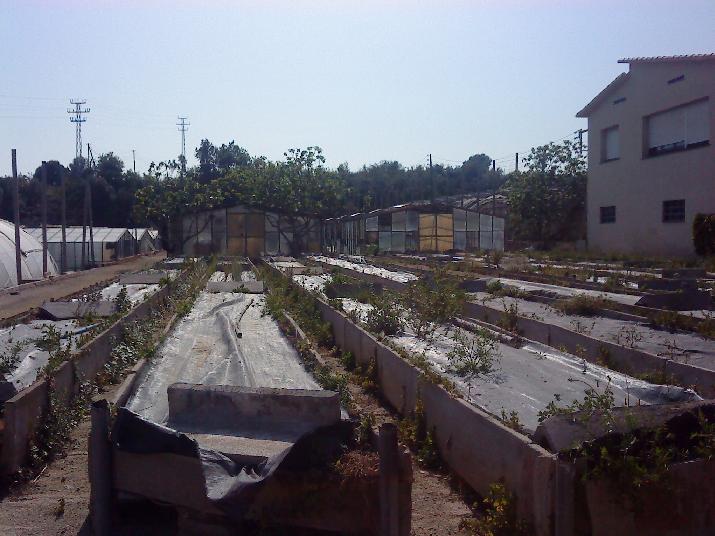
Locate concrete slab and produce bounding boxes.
[167,383,340,433]
[205,281,264,294]
[40,300,116,320]
[119,271,171,285]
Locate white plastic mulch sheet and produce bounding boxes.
[339,298,698,433]
[309,255,418,283]
[292,274,332,297]
[0,319,85,395]
[100,282,159,305]
[127,290,318,425]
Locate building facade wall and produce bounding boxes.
[586,60,715,256]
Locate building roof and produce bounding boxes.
[618,53,715,64]
[576,72,630,118]
[25,226,131,244]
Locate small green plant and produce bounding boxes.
[0,340,29,375]
[486,279,504,294]
[538,379,615,424]
[498,299,520,334]
[356,412,375,447]
[114,285,132,314]
[612,324,643,348]
[340,350,356,371]
[460,482,529,536]
[570,318,595,335]
[447,327,500,377]
[500,409,524,434]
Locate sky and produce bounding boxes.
[1,0,713,176]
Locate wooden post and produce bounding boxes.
[379,423,399,536]
[12,149,22,286]
[89,399,112,536]
[60,170,67,274]
[41,161,48,276]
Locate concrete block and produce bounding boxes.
[1,379,49,473]
[167,383,341,434]
[51,360,76,405]
[419,381,555,535]
[343,321,362,360]
[358,330,378,368]
[636,290,713,311]
[376,344,419,415]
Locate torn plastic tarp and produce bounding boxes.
[111,407,352,519]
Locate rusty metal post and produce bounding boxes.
[89,399,112,536]
[379,422,399,536]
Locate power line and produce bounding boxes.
[68,99,90,159]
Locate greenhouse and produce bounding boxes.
[323,202,505,255]
[0,218,58,289]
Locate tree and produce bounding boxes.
[505,140,586,246]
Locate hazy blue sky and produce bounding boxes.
[1,0,713,176]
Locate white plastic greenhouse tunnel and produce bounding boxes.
[0,218,58,290]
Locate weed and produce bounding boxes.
[0,339,30,375]
[538,378,615,424]
[114,285,132,314]
[356,412,375,447]
[498,299,520,334]
[553,295,608,317]
[612,325,643,348]
[447,327,500,377]
[570,319,595,335]
[364,294,403,336]
[500,409,524,434]
[460,482,529,536]
[340,350,356,371]
[402,269,465,342]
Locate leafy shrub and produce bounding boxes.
[693,213,715,256]
[402,269,465,341]
[365,294,403,336]
[447,327,500,377]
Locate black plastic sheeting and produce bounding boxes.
[112,407,353,519]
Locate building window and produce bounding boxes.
[646,98,710,157]
[601,126,619,162]
[662,200,685,223]
[600,206,616,224]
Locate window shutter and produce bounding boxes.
[686,98,710,145]
[648,107,685,150]
[604,127,619,160]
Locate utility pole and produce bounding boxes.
[132,149,136,172]
[177,116,189,173]
[68,99,90,160]
[12,150,22,286]
[575,128,587,157]
[87,143,95,267]
[492,160,496,172]
[41,161,48,276]
[515,152,519,172]
[428,154,434,202]
[60,169,67,274]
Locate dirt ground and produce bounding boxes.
[0,418,91,536]
[0,252,167,322]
